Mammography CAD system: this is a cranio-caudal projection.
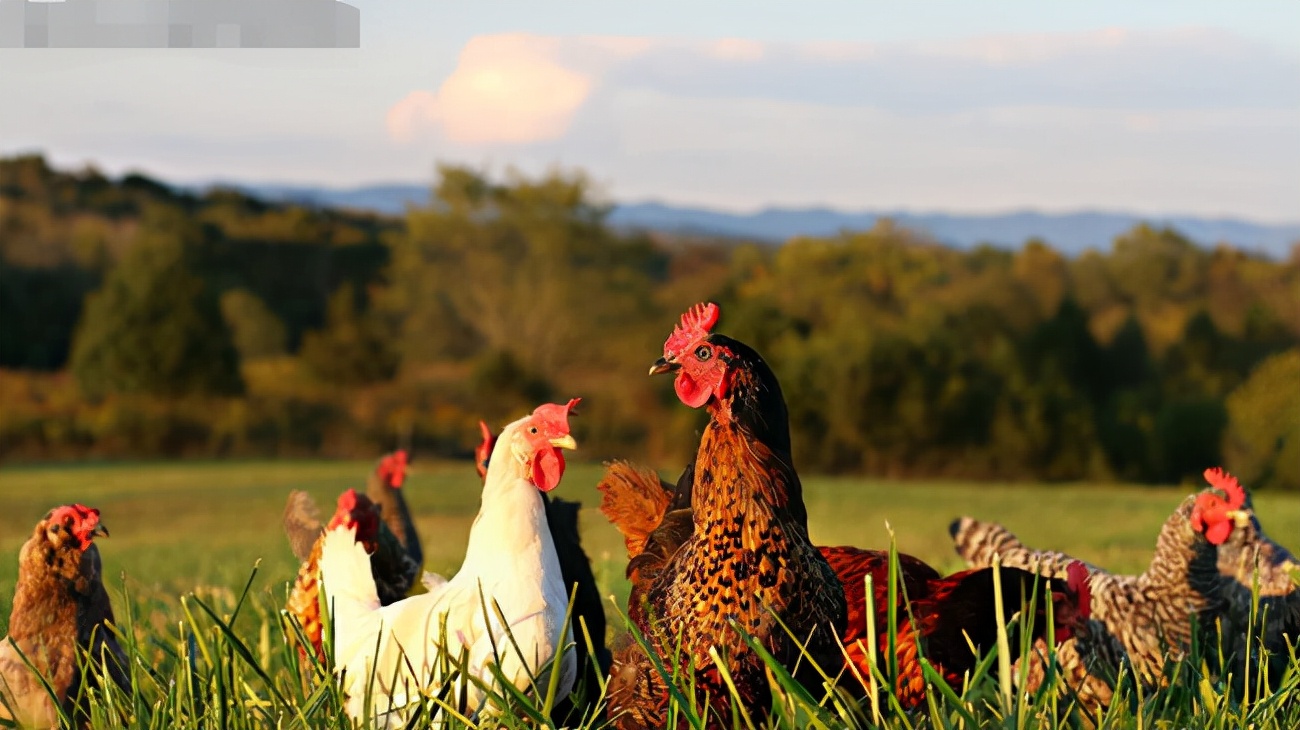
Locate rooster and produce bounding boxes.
[318,400,581,727]
[474,421,611,723]
[949,468,1267,708]
[366,450,423,573]
[604,302,848,729]
[602,303,1093,724]
[0,505,110,728]
[282,489,417,665]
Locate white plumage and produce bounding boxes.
[318,409,578,728]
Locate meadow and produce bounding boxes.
[3,458,1300,728]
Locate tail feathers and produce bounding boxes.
[597,460,674,558]
[318,525,382,617]
[919,565,1091,679]
[284,490,324,563]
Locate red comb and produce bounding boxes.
[1066,561,1092,618]
[1204,467,1245,509]
[336,488,359,512]
[531,398,581,435]
[475,420,497,480]
[48,504,99,524]
[378,450,408,488]
[664,302,720,357]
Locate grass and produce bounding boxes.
[2,458,1300,728]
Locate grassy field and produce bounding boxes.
[2,458,1299,727]
[6,458,1300,627]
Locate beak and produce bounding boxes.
[92,523,110,539]
[549,434,578,451]
[1227,509,1250,523]
[649,357,680,376]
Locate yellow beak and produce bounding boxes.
[649,357,679,376]
[549,434,578,451]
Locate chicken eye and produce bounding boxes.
[529,427,538,434]
[695,346,711,361]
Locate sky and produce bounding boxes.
[1,1,1298,221]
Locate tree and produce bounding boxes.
[219,288,288,361]
[1224,349,1300,491]
[70,209,243,398]
[299,283,399,386]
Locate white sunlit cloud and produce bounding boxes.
[386,35,596,145]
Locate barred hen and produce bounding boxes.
[604,302,847,729]
[366,450,423,572]
[949,468,1264,707]
[0,505,109,728]
[283,489,415,664]
[476,421,611,724]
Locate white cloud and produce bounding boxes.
[386,34,594,145]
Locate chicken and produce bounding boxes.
[596,307,1091,718]
[604,302,847,729]
[823,546,1091,707]
[365,450,423,574]
[318,400,581,727]
[0,505,110,729]
[1205,488,1300,691]
[282,485,387,662]
[284,485,418,606]
[474,421,611,724]
[71,542,132,723]
[949,468,1265,708]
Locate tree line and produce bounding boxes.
[1,154,1296,489]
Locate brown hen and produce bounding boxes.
[0,505,109,728]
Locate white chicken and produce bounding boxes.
[318,399,582,728]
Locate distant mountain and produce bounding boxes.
[218,182,1300,258]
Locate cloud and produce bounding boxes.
[387,34,594,145]
[386,29,1299,220]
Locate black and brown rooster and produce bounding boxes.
[602,302,847,729]
[599,302,1093,725]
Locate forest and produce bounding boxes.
[1,153,1296,489]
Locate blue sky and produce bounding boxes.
[1,1,1297,221]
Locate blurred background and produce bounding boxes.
[0,0,1297,492]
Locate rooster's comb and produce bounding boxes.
[336,488,361,511]
[1203,467,1246,509]
[1066,561,1092,618]
[531,398,581,435]
[378,450,408,489]
[664,302,720,357]
[48,504,99,525]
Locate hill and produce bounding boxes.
[225,182,1300,257]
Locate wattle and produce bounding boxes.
[675,373,712,409]
[531,447,567,493]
